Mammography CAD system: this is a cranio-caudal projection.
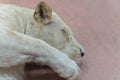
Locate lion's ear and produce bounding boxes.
[34,1,52,24]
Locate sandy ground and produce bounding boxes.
[0,0,120,80]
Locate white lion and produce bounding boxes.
[0,1,85,80]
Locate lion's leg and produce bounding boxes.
[0,69,24,80]
[0,75,24,80]
[0,29,80,80]
[0,64,25,80]
[0,76,17,80]
[0,76,24,80]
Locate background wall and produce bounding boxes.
[0,0,120,80]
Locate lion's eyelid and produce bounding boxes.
[61,29,70,40]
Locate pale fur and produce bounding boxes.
[0,2,84,80]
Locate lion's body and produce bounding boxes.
[0,2,84,80]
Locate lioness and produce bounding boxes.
[0,1,85,80]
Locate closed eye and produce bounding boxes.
[60,29,69,40]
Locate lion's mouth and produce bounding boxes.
[68,55,81,64]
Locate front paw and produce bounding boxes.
[58,60,80,80]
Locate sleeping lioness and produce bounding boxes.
[0,1,85,80]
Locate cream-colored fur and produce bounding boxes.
[0,2,85,80]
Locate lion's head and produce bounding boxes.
[31,1,85,63]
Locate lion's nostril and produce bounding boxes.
[80,49,85,57]
[81,52,85,57]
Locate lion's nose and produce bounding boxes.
[81,52,85,57]
[80,49,85,57]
